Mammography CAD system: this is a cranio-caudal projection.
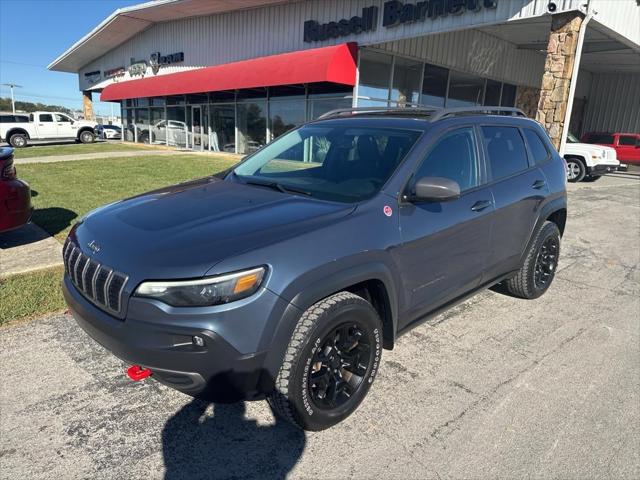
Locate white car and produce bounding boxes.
[0,111,97,148]
[564,132,619,182]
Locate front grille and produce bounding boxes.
[63,239,129,318]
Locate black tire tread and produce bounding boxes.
[505,221,560,299]
[267,291,368,429]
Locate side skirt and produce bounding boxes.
[396,270,519,338]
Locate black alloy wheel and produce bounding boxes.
[534,236,559,290]
[308,322,372,410]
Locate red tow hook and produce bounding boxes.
[127,365,152,381]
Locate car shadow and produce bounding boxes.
[162,399,306,480]
[30,207,77,237]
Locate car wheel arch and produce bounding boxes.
[259,262,399,392]
[7,128,30,140]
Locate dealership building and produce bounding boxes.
[49,0,639,154]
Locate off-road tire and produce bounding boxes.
[79,130,95,144]
[505,221,561,299]
[565,157,586,183]
[267,291,382,431]
[8,133,27,148]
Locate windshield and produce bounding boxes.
[567,132,579,143]
[232,124,421,203]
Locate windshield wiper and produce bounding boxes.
[242,177,312,196]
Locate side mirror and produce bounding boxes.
[410,176,461,202]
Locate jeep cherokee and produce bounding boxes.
[63,106,567,431]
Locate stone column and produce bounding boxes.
[536,12,583,149]
[82,90,94,121]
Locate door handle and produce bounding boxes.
[532,179,546,189]
[471,200,492,212]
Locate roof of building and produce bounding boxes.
[48,0,296,73]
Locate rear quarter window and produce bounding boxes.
[523,128,550,164]
[482,126,530,181]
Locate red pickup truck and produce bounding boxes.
[581,132,640,165]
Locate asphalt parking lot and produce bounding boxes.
[1,173,638,480]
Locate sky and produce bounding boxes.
[0,0,141,116]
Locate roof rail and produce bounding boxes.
[318,106,439,119]
[429,106,526,122]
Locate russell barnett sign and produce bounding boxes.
[304,0,498,42]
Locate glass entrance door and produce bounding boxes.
[191,106,203,150]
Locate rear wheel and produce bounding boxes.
[505,221,561,299]
[268,292,382,431]
[8,133,27,148]
[79,130,95,144]
[565,158,586,182]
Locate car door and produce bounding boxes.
[55,114,76,138]
[616,134,639,162]
[395,126,494,325]
[35,113,57,138]
[481,124,550,279]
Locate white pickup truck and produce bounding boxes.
[0,111,97,148]
[564,132,620,182]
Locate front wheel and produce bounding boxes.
[565,158,586,183]
[79,130,95,144]
[505,221,561,299]
[268,292,382,431]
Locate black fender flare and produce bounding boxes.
[520,195,567,265]
[259,261,399,388]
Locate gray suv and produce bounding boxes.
[63,107,567,431]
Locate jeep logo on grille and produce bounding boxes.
[87,240,101,254]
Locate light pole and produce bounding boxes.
[1,83,23,114]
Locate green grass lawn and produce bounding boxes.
[19,154,238,242]
[12,141,162,159]
[0,266,66,325]
[1,154,238,325]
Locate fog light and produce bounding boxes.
[192,335,205,347]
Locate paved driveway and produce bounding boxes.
[1,174,638,480]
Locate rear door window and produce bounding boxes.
[39,114,54,122]
[482,126,530,181]
[523,128,550,164]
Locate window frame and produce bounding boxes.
[39,114,54,123]
[618,135,637,147]
[403,124,485,200]
[479,123,536,184]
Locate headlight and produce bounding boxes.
[135,266,266,307]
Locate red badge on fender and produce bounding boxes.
[383,205,393,217]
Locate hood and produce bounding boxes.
[565,142,614,157]
[71,177,354,282]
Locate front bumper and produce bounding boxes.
[587,163,619,176]
[63,276,277,401]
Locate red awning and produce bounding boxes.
[101,43,357,101]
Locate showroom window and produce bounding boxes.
[358,50,393,104]
[391,57,422,106]
[500,83,517,107]
[447,71,485,107]
[484,80,502,106]
[420,63,449,108]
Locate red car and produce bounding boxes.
[0,147,32,233]
[581,132,640,165]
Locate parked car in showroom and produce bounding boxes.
[96,124,122,140]
[0,147,31,233]
[63,106,567,431]
[582,132,640,165]
[564,132,619,182]
[0,111,97,148]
